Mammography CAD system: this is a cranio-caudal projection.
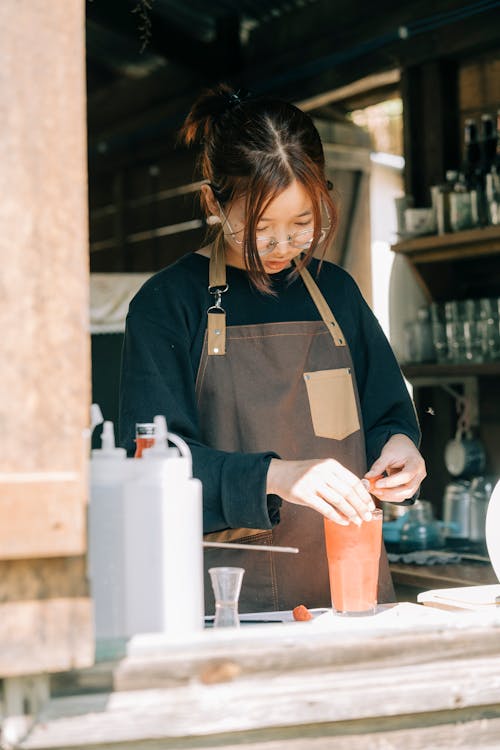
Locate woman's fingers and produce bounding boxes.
[318,484,365,525]
[322,481,374,522]
[304,494,350,525]
[270,458,380,524]
[315,460,375,523]
[372,468,425,502]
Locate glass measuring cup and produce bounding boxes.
[208,567,245,628]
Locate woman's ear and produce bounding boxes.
[200,184,221,222]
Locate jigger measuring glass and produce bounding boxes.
[209,567,245,628]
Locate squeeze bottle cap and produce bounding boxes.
[91,403,104,433]
[142,415,193,476]
[92,420,126,459]
[142,415,177,458]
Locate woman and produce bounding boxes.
[119,84,426,614]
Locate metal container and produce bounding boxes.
[444,436,486,478]
[442,480,471,539]
[469,476,496,542]
[399,500,444,552]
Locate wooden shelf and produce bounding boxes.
[401,362,500,379]
[391,225,500,264]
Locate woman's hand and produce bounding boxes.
[364,434,426,503]
[267,458,375,526]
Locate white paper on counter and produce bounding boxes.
[310,601,500,632]
[418,583,500,609]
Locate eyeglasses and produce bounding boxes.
[218,205,330,257]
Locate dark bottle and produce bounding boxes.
[480,114,497,175]
[495,109,500,174]
[463,118,486,226]
[463,119,481,188]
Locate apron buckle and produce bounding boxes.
[208,283,228,313]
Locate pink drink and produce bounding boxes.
[324,509,383,614]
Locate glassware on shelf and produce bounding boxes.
[485,171,500,226]
[406,297,500,366]
[403,306,435,363]
[430,303,448,363]
[478,297,500,361]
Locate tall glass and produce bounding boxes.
[324,510,383,616]
[430,303,448,363]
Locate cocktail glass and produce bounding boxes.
[324,509,383,616]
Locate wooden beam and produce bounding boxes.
[243,1,500,104]
[0,598,93,678]
[0,551,93,679]
[296,70,401,111]
[0,0,94,676]
[0,479,86,560]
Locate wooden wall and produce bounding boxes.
[459,51,500,140]
[89,146,206,273]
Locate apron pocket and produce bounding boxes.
[303,368,360,441]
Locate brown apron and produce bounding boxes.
[197,245,395,613]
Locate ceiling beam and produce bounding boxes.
[295,70,401,111]
[87,1,500,155]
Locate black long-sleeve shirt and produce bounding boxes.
[119,252,420,533]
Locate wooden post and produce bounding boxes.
[0,0,94,677]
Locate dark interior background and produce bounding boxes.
[87,1,500,505]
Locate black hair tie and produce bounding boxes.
[224,88,252,110]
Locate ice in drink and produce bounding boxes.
[324,509,382,614]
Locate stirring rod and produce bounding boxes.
[203,541,299,554]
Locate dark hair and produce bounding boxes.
[179,83,337,293]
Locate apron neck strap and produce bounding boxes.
[209,239,226,289]
[207,249,346,355]
[207,241,228,356]
[293,258,346,347]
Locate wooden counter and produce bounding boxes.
[391,561,497,594]
[16,605,500,750]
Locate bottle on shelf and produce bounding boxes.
[430,170,457,235]
[480,113,497,176]
[494,108,500,174]
[461,118,485,227]
[449,171,474,232]
[485,109,500,226]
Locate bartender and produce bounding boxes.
[119,83,426,614]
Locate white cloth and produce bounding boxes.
[90,273,151,334]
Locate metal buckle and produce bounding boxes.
[207,283,228,314]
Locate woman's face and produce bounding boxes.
[222,180,316,273]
